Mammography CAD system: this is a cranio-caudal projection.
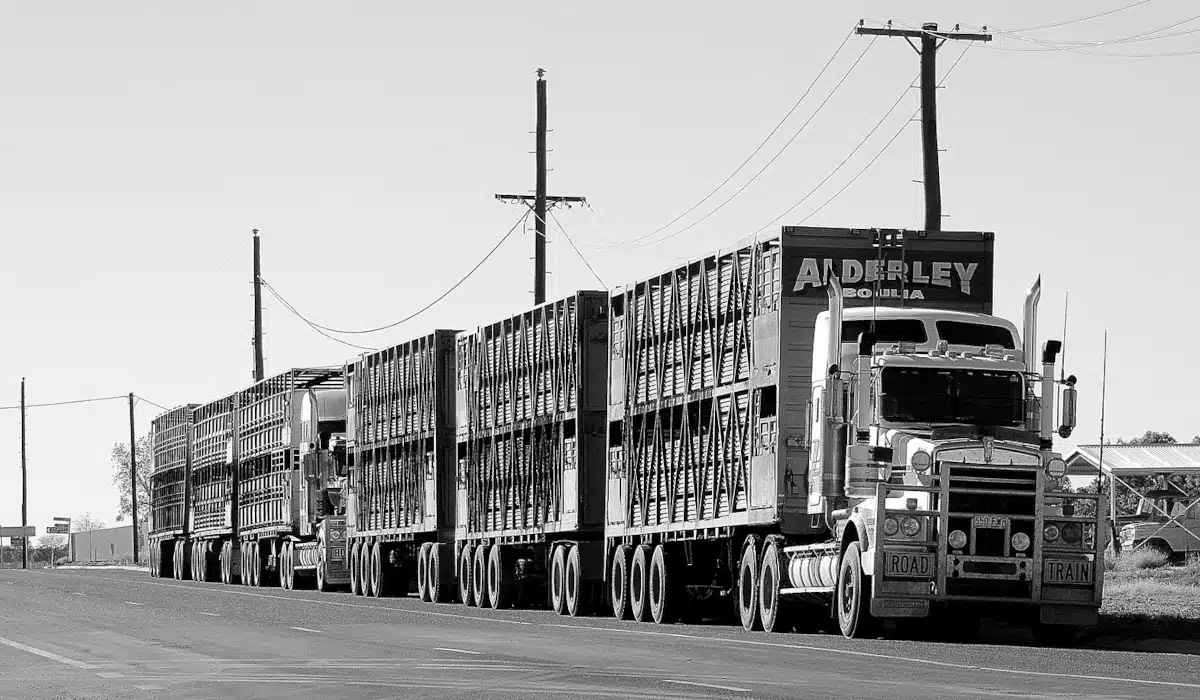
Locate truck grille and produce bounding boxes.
[943,455,1038,562]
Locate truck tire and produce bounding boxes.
[836,542,876,639]
[630,544,651,622]
[220,542,231,585]
[472,545,488,608]
[459,545,474,606]
[550,545,567,615]
[738,535,762,631]
[349,542,362,596]
[417,542,432,602]
[565,545,587,618]
[316,548,331,593]
[759,538,787,633]
[360,540,375,597]
[369,542,386,598]
[649,544,673,624]
[610,544,632,620]
[487,544,512,610]
[428,544,446,603]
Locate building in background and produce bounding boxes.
[69,523,148,564]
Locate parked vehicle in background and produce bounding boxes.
[1119,489,1200,561]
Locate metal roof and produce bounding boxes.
[1065,444,1200,477]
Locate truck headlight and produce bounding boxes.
[901,516,921,537]
[1045,457,1066,479]
[1043,524,1060,542]
[883,516,900,536]
[948,529,968,549]
[1011,532,1030,552]
[911,451,931,473]
[1061,522,1082,544]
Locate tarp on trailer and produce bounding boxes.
[1065,444,1200,477]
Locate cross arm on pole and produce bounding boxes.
[495,194,587,204]
[854,26,993,42]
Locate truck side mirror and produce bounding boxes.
[1058,386,1077,438]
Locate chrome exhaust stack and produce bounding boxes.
[1023,276,1042,366]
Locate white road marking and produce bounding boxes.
[290,626,322,633]
[198,612,220,617]
[0,637,99,670]
[665,679,749,693]
[134,686,164,691]
[433,647,483,655]
[97,671,124,679]
[54,572,1200,692]
[73,592,85,596]
[542,623,1200,691]
[124,601,143,606]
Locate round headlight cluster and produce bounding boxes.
[948,529,968,550]
[883,516,900,536]
[1061,522,1082,544]
[1045,457,1066,479]
[1011,532,1031,552]
[901,516,921,537]
[1043,524,1061,542]
[911,451,932,473]
[330,530,343,540]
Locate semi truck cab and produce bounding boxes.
[797,276,1103,641]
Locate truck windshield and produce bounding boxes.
[879,367,1024,426]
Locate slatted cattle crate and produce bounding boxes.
[346,331,457,538]
[455,291,609,542]
[236,368,343,536]
[150,405,198,536]
[606,226,996,538]
[191,396,235,536]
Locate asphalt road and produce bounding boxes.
[1,568,1197,699]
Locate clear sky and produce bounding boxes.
[2,1,1197,534]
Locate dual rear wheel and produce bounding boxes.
[612,543,683,625]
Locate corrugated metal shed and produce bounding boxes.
[1065,444,1200,477]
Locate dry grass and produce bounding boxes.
[1095,556,1200,642]
[1106,547,1169,572]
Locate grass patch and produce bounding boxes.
[1107,547,1169,572]
[1094,558,1200,643]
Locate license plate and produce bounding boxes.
[884,552,934,578]
[973,515,1009,529]
[329,547,345,561]
[1043,559,1093,585]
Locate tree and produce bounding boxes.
[109,433,151,526]
[1128,430,1176,445]
[72,512,107,532]
[34,535,66,565]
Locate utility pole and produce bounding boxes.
[496,69,586,305]
[252,228,264,382]
[20,378,27,569]
[854,21,991,232]
[128,393,140,565]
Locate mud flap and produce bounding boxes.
[1039,604,1098,627]
[870,598,930,618]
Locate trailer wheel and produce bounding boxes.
[316,547,331,592]
[649,544,675,624]
[487,544,512,610]
[472,545,488,608]
[284,543,295,590]
[565,545,588,618]
[836,542,876,639]
[759,538,787,633]
[280,543,289,590]
[550,545,567,615]
[220,542,230,585]
[459,545,474,606]
[417,542,432,602]
[738,535,762,631]
[369,542,386,597]
[349,542,362,596]
[428,544,446,603]
[630,544,651,622]
[610,544,632,620]
[359,540,375,597]
[194,543,205,583]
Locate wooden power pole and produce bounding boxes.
[854,22,991,232]
[128,393,140,565]
[252,229,264,382]
[496,69,586,305]
[20,378,27,569]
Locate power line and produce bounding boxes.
[134,396,172,412]
[895,17,1200,57]
[262,209,530,337]
[547,209,606,288]
[606,27,857,249]
[749,70,919,237]
[0,395,126,411]
[614,35,880,250]
[1007,0,1156,33]
[261,279,379,352]
[797,45,974,225]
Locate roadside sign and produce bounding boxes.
[46,525,69,534]
[9,537,25,549]
[0,526,36,537]
[53,517,71,523]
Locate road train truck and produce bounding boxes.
[149,368,351,590]
[602,226,1102,641]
